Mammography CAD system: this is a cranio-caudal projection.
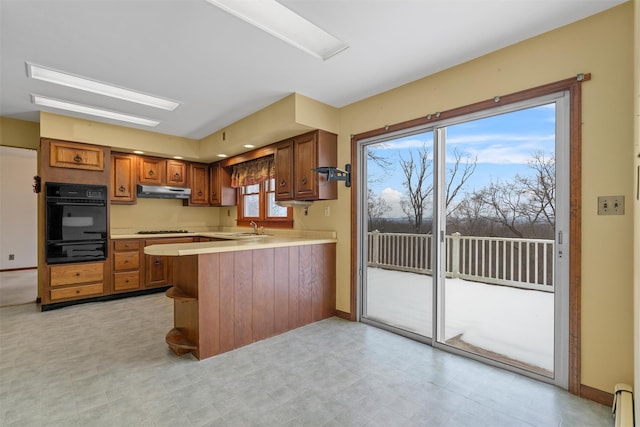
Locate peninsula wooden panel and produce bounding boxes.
[218,252,235,353]
[288,247,300,329]
[165,243,336,360]
[197,253,220,358]
[298,245,313,326]
[273,247,290,335]
[253,248,275,342]
[234,251,253,348]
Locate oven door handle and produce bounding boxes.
[47,201,106,207]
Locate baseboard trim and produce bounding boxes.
[580,384,614,407]
[0,266,37,273]
[335,309,355,321]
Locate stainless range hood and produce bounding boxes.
[137,184,191,199]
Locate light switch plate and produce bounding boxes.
[597,195,624,215]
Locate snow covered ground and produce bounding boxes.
[365,267,554,372]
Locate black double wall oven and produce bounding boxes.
[45,182,108,264]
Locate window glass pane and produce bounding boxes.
[243,194,260,217]
[245,183,260,194]
[267,192,288,217]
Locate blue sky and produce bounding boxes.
[366,103,556,218]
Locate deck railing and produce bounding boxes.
[368,231,555,292]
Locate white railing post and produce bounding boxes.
[451,232,461,278]
[371,230,380,267]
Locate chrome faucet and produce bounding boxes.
[250,221,258,234]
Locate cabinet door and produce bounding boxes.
[146,254,171,287]
[138,157,164,185]
[188,163,210,206]
[274,140,294,200]
[209,163,236,206]
[144,237,194,287]
[293,133,317,200]
[110,153,137,203]
[166,160,187,187]
[49,140,104,171]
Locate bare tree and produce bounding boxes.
[445,149,478,215]
[399,146,433,233]
[367,188,391,231]
[462,151,556,238]
[400,145,478,233]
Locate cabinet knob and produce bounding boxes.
[118,185,125,193]
[280,180,286,187]
[301,176,307,185]
[211,191,217,197]
[148,169,155,176]
[75,272,80,276]
[174,172,180,179]
[154,258,160,265]
[197,191,203,196]
[124,259,129,264]
[74,154,82,163]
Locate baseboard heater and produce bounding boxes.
[612,383,634,427]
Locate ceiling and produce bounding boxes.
[0,0,626,143]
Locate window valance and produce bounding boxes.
[230,155,275,188]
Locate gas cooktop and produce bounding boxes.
[136,230,190,234]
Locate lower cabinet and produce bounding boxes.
[49,262,105,302]
[112,240,141,292]
[144,237,195,288]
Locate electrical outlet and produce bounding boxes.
[8,254,14,261]
[324,206,330,217]
[597,195,625,215]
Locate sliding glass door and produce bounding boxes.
[359,92,569,386]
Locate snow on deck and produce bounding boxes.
[365,267,554,372]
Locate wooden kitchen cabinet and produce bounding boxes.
[138,156,188,187]
[138,157,164,185]
[48,262,105,301]
[166,160,187,187]
[209,162,236,206]
[48,140,105,171]
[274,130,337,201]
[110,153,137,204]
[144,237,195,287]
[185,163,209,206]
[274,140,294,200]
[112,240,141,292]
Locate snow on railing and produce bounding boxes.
[367,231,555,292]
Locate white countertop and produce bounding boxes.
[110,228,337,256]
[143,235,336,256]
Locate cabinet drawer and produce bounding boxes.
[50,283,104,300]
[114,252,139,270]
[114,240,140,251]
[49,141,104,171]
[114,272,140,291]
[50,262,103,287]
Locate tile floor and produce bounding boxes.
[0,269,37,307]
[0,274,613,426]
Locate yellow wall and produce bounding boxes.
[40,112,200,160]
[633,0,639,419]
[0,117,39,149]
[337,3,634,393]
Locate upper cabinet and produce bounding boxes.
[110,153,137,204]
[186,163,210,206]
[138,156,187,187]
[49,140,105,171]
[209,162,236,206]
[275,130,337,201]
[166,160,187,187]
[138,157,163,185]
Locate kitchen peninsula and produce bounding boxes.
[143,233,337,360]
